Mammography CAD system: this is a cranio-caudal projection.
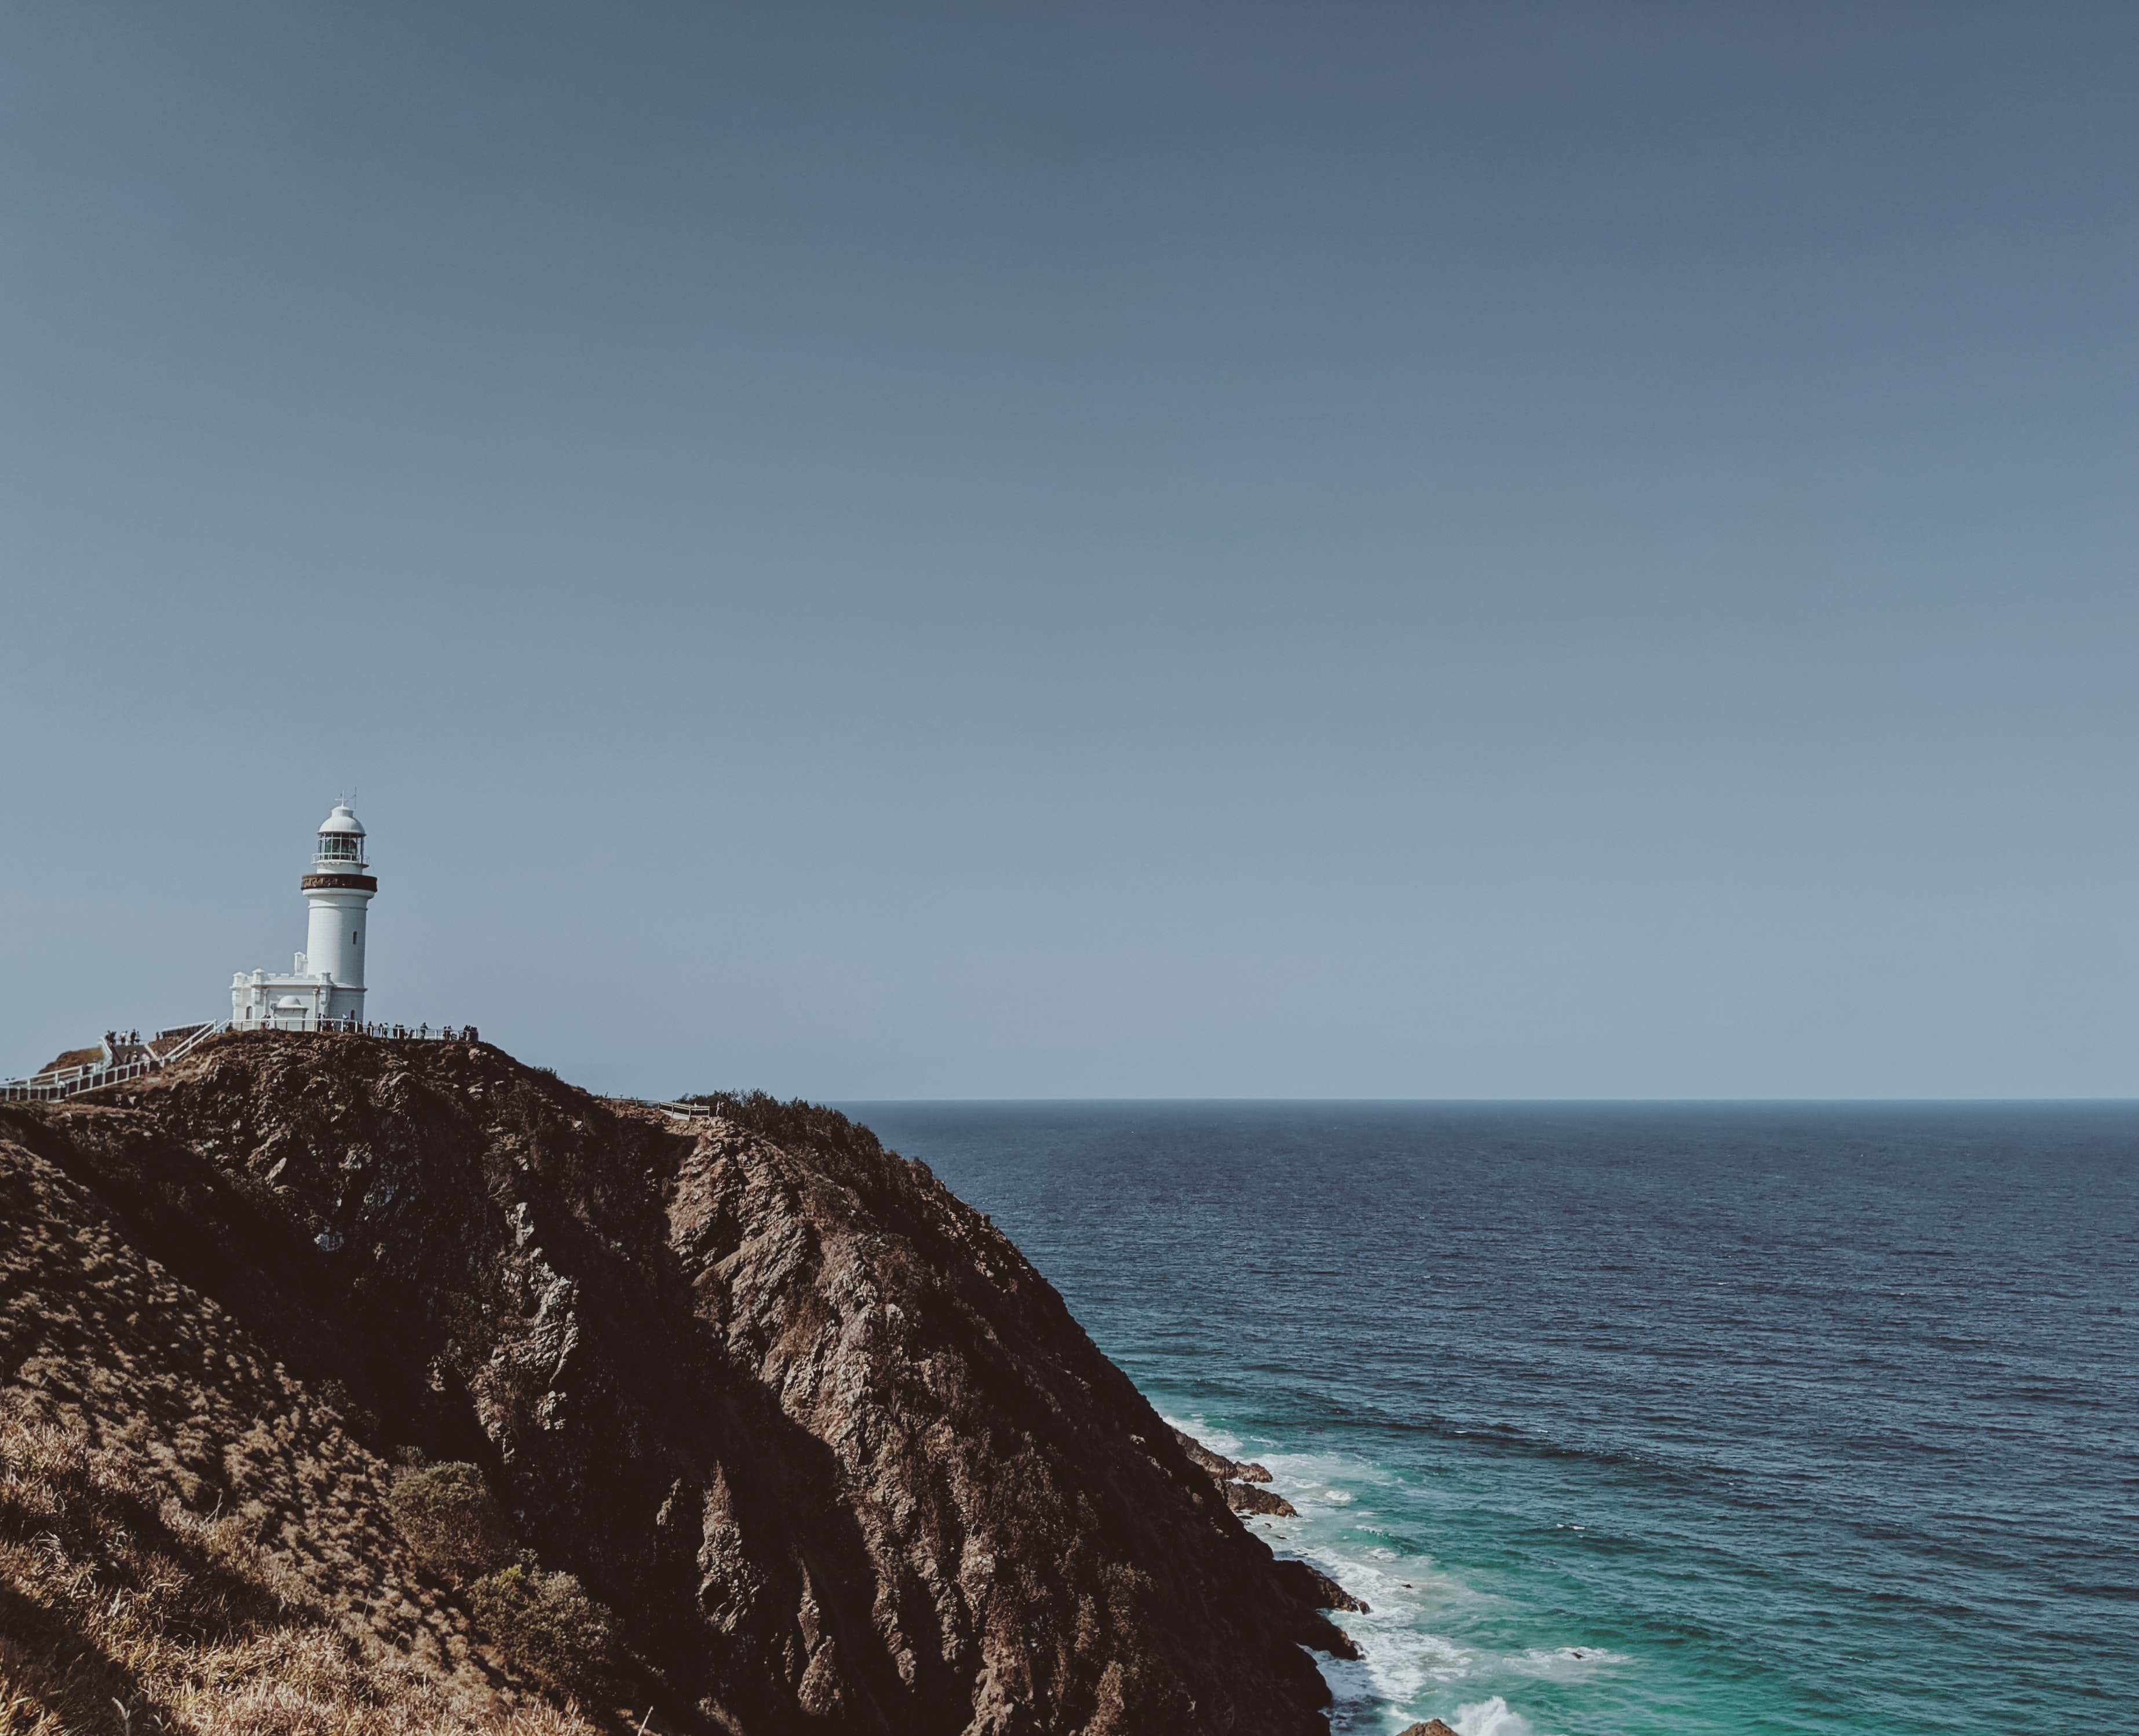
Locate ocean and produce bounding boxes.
[840,1102,2138,1736]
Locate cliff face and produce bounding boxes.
[0,1034,1350,1735]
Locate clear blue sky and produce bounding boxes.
[4,3,2135,1099]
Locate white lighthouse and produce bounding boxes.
[231,803,377,1030]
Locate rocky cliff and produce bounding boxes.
[0,1033,1355,1735]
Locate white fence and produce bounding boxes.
[0,1020,227,1103]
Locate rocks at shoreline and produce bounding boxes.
[1173,1425,1276,1483]
[1272,1558,1370,1616]
[1172,1428,1370,1610]
[1225,1481,1301,1518]
[1175,1423,1295,1513]
[1397,1722,1459,1736]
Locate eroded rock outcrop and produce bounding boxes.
[1171,1428,1274,1485]
[1,1034,1361,1734]
[1222,1483,1300,1519]
[1170,1427,1309,1522]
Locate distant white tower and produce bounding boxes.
[231,803,378,1030]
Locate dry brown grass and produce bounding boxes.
[0,1398,593,1736]
[0,1123,602,1736]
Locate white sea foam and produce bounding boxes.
[1453,1695,1534,1736]
[1508,1645,1628,1678]
[1185,1421,1250,1458]
[1163,1413,1582,1735]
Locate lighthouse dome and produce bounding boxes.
[314,803,367,867]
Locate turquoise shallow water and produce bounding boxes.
[842,1102,2139,1736]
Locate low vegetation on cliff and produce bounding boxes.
[0,1119,589,1736]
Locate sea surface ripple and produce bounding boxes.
[842,1102,2139,1736]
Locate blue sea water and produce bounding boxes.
[841,1103,2139,1736]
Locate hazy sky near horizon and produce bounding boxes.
[4,2,2137,1099]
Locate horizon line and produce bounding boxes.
[815,1094,2139,1107]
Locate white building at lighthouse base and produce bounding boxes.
[231,957,363,1031]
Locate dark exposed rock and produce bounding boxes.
[1224,1482,1301,1518]
[1,1033,1360,1734]
[1272,1559,1370,1615]
[1172,1425,1275,1483]
[1171,1425,1337,1534]
[1167,1436,1370,1620]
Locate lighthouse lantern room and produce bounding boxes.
[231,803,377,1030]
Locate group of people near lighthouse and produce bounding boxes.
[316,1016,477,1042]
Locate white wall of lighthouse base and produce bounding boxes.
[230,971,367,1031]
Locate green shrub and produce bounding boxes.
[386,1461,512,1585]
[469,1563,619,1701]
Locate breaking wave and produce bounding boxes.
[1166,1417,1605,1735]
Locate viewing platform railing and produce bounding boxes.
[282,1016,480,1042]
[0,1020,227,1103]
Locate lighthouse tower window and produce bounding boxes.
[317,833,362,863]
